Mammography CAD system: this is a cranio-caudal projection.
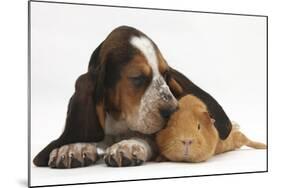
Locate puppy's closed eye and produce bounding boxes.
[130,75,148,87]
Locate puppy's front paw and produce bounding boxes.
[48,143,98,169]
[104,140,148,167]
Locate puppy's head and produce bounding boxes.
[94,26,179,134]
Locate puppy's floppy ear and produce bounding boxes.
[63,42,107,140]
[166,67,232,140]
[167,77,183,98]
[166,67,183,99]
[33,43,106,167]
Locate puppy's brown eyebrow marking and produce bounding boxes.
[130,36,160,77]
[125,56,152,78]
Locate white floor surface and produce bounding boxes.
[30,148,267,187]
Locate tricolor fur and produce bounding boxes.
[33,26,233,168]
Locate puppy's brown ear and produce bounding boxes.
[166,67,232,140]
[167,78,183,98]
[33,43,106,167]
[62,72,105,142]
[166,67,183,99]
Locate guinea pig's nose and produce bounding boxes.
[160,106,178,119]
[182,139,193,145]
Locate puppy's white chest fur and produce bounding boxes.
[105,114,130,135]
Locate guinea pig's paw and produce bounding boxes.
[48,143,98,169]
[104,140,147,167]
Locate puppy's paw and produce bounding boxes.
[48,143,98,169]
[104,140,149,167]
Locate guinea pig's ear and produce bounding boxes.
[201,111,215,126]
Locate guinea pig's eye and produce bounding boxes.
[198,123,201,130]
[130,75,147,87]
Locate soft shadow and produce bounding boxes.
[17,179,28,187]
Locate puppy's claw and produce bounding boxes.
[48,159,56,168]
[83,156,93,166]
[48,143,97,168]
[104,140,147,167]
[70,157,82,168]
[57,159,66,169]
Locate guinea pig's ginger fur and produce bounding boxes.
[156,95,266,163]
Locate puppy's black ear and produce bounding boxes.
[33,43,106,167]
[167,67,232,140]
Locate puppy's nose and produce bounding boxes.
[160,106,178,119]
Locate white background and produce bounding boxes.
[29,2,267,186]
[1,0,280,188]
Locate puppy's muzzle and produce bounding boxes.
[160,106,178,119]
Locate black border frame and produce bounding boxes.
[28,1,268,187]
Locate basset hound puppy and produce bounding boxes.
[33,26,232,168]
